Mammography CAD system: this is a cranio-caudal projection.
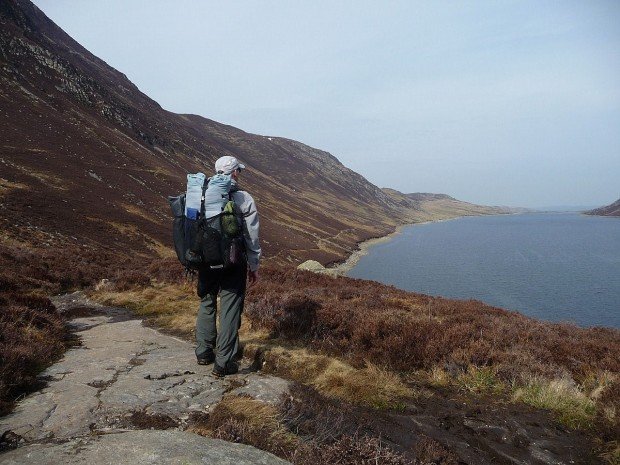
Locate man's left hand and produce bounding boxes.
[248,269,259,287]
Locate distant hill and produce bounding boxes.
[585,199,620,217]
[382,189,520,222]
[402,192,455,201]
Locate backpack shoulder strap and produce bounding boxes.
[200,177,210,217]
[228,185,244,200]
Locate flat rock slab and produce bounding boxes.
[0,292,290,455]
[0,430,290,465]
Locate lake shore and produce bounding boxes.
[331,212,620,328]
[328,224,410,276]
[328,218,456,275]
[328,212,517,276]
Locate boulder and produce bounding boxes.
[0,430,291,465]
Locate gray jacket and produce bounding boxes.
[231,181,261,271]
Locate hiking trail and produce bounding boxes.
[0,292,290,464]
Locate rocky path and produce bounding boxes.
[0,293,290,464]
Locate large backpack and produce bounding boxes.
[168,173,245,272]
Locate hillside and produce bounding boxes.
[0,0,393,269]
[585,198,620,217]
[0,0,520,277]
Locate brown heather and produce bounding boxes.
[245,268,620,384]
[243,267,620,444]
[186,383,461,464]
[0,292,66,415]
[189,388,416,465]
[0,242,102,415]
[0,241,182,413]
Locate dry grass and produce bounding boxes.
[0,178,27,194]
[512,376,597,429]
[427,367,451,387]
[599,441,620,465]
[121,203,163,224]
[246,344,414,409]
[5,162,68,190]
[92,281,196,337]
[146,239,177,259]
[314,360,412,410]
[189,395,300,459]
[188,393,412,465]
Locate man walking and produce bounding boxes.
[195,156,261,377]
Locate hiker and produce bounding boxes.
[195,156,261,377]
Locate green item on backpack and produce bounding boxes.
[221,200,240,237]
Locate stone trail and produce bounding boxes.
[0,292,290,464]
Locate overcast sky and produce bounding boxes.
[34,1,620,208]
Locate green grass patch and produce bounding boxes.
[512,377,596,430]
[456,365,504,394]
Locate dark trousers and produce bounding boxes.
[195,265,247,367]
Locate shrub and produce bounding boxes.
[189,389,414,465]
[0,300,66,415]
[594,376,620,457]
[413,435,459,465]
[246,292,318,339]
[316,434,409,465]
[111,269,152,291]
[146,257,185,284]
[279,383,359,442]
[245,268,620,385]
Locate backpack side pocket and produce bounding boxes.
[201,216,224,266]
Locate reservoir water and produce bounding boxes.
[347,213,620,328]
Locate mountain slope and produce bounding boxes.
[585,198,620,217]
[0,0,419,269]
[0,0,516,276]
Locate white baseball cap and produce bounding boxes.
[214,156,246,175]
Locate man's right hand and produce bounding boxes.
[248,269,259,287]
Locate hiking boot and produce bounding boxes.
[212,361,239,378]
[196,349,215,365]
